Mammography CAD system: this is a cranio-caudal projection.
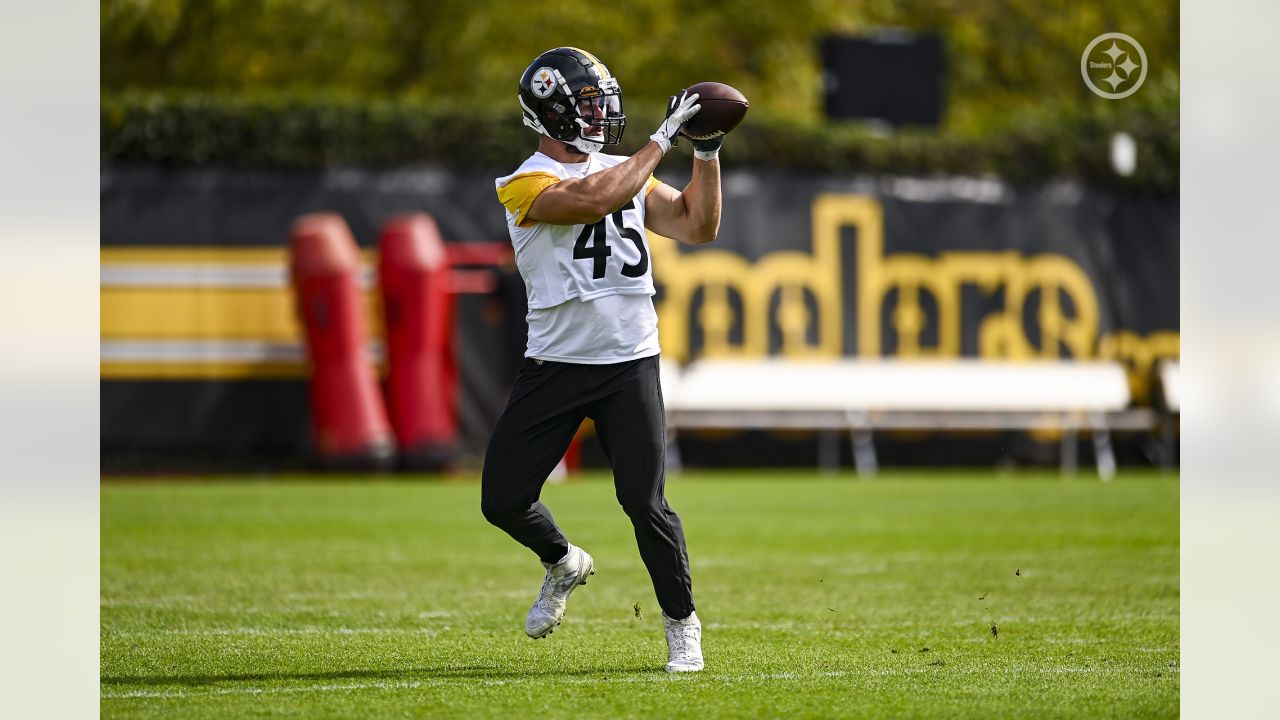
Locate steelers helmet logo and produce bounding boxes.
[530,67,557,99]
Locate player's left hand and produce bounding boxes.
[650,90,700,154]
[689,133,724,161]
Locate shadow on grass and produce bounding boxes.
[102,664,661,688]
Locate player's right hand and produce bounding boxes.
[650,90,700,154]
[689,132,724,161]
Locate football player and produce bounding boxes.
[482,47,724,673]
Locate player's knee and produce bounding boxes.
[480,496,517,527]
[616,490,662,518]
[479,460,516,526]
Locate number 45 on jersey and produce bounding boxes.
[573,199,649,279]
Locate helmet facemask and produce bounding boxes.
[566,78,625,154]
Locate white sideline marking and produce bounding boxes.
[102,672,857,700]
[281,591,408,601]
[695,556,890,574]
[103,591,409,607]
[101,666,1141,700]
[104,627,439,637]
[101,595,204,607]
[417,610,455,619]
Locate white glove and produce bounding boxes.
[649,91,700,154]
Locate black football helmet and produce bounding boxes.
[518,47,626,154]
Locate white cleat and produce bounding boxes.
[663,610,704,672]
[524,544,595,638]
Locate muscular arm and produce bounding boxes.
[526,142,667,226]
[643,156,721,245]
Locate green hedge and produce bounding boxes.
[102,93,1177,191]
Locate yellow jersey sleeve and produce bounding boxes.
[644,175,660,197]
[497,172,560,228]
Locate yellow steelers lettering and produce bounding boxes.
[648,193,1178,399]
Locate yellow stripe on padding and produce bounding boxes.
[101,247,379,265]
[101,360,310,380]
[102,247,289,265]
[101,287,383,341]
[100,246,391,380]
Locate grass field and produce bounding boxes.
[101,471,1179,719]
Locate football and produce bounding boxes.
[679,81,749,141]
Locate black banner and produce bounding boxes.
[101,166,1177,465]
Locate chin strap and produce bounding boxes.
[567,138,602,154]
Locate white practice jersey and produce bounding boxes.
[495,151,662,364]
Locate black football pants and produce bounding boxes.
[480,354,695,619]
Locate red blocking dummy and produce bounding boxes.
[289,213,395,469]
[378,214,459,469]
